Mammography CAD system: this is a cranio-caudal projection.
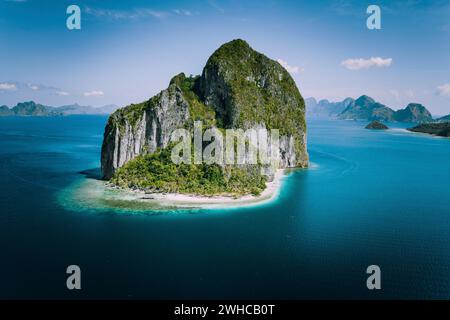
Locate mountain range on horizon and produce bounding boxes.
[306,95,449,123]
[0,101,119,116]
[2,97,448,124]
[305,97,353,119]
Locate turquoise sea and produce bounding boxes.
[1,115,449,299]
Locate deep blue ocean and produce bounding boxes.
[1,115,449,299]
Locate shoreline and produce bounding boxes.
[106,169,286,209]
[390,127,450,139]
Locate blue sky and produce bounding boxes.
[0,0,449,115]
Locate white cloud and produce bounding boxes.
[437,83,450,96]
[341,57,393,70]
[207,0,225,13]
[85,7,169,20]
[277,59,303,74]
[0,82,17,91]
[0,81,73,96]
[174,9,193,16]
[84,90,104,97]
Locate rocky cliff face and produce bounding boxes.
[101,83,189,179]
[101,39,308,179]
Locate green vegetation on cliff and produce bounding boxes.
[170,73,216,128]
[108,101,148,134]
[111,145,267,196]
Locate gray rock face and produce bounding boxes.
[101,84,189,179]
[238,122,307,181]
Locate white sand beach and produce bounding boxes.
[126,169,286,208]
[59,169,289,212]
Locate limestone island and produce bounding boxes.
[338,95,433,123]
[100,39,308,206]
[365,120,388,130]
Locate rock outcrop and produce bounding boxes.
[365,120,388,130]
[101,39,308,180]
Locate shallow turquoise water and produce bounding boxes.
[0,116,449,299]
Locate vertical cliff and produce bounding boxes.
[101,83,190,179]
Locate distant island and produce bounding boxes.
[365,120,388,130]
[436,114,450,123]
[100,39,308,200]
[0,101,118,116]
[306,95,437,123]
[339,95,433,122]
[305,97,354,119]
[407,123,450,137]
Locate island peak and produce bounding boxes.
[365,120,389,130]
[100,40,308,196]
